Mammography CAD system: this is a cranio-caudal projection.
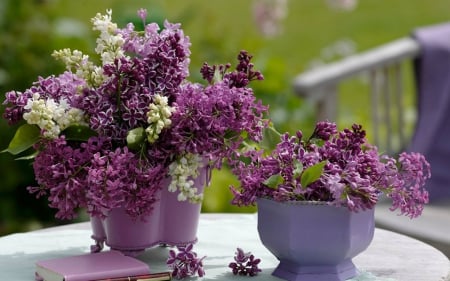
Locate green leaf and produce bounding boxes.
[62,125,97,141]
[293,159,304,179]
[263,174,284,189]
[2,124,40,155]
[300,161,327,188]
[15,151,39,160]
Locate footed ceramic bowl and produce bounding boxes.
[257,198,375,281]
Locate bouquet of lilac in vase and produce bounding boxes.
[229,121,430,281]
[2,8,269,253]
[230,121,430,217]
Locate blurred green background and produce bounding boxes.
[1,0,449,236]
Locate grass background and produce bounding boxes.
[0,0,449,234]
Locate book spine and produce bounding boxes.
[93,271,171,281]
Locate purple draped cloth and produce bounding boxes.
[409,22,450,202]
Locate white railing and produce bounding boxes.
[293,37,420,154]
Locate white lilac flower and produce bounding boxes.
[23,93,86,139]
[168,153,204,203]
[145,94,175,143]
[52,48,104,87]
[61,108,87,128]
[91,9,125,66]
[23,93,59,138]
[53,9,126,87]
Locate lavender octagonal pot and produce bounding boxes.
[256,198,375,281]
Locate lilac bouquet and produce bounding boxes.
[230,121,431,218]
[2,9,268,220]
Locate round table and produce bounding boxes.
[1,214,449,281]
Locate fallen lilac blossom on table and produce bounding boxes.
[229,247,262,277]
[166,243,205,279]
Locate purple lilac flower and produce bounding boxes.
[310,120,338,141]
[166,51,268,170]
[201,50,264,88]
[119,18,191,91]
[81,57,153,140]
[29,136,165,219]
[3,72,85,125]
[29,136,93,219]
[388,152,431,218]
[230,149,279,206]
[167,244,205,279]
[85,145,165,218]
[229,247,262,276]
[170,82,267,162]
[229,121,431,217]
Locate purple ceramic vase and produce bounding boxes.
[90,166,209,256]
[257,198,375,281]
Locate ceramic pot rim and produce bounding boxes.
[257,197,356,208]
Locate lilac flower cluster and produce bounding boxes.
[3,73,85,126]
[169,73,267,163]
[166,244,205,279]
[229,248,262,277]
[29,136,165,219]
[2,9,269,220]
[230,121,431,218]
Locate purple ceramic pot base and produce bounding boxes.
[272,258,356,281]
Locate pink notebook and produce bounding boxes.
[35,250,150,281]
